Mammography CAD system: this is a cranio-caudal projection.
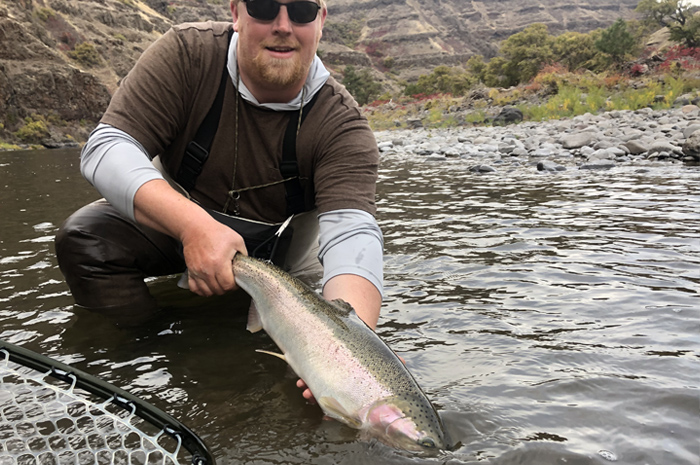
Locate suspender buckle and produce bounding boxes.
[279,160,299,178]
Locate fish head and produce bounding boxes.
[363,394,448,452]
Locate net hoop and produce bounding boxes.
[0,339,216,465]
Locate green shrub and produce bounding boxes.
[595,19,637,64]
[35,7,55,22]
[14,118,50,143]
[342,65,382,106]
[68,42,102,67]
[324,19,364,49]
[0,141,22,150]
[403,65,475,97]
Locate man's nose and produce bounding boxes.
[272,4,293,33]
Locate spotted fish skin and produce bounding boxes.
[233,254,449,452]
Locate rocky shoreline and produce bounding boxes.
[373,106,700,171]
[5,107,700,172]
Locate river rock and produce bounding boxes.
[493,106,524,125]
[647,141,682,156]
[588,148,617,161]
[623,139,649,154]
[560,132,596,149]
[537,161,566,172]
[682,124,700,138]
[469,164,497,173]
[682,131,700,160]
[373,106,700,170]
[579,161,616,170]
[407,118,423,129]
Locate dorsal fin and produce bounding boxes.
[331,299,356,316]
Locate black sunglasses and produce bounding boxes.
[243,0,321,24]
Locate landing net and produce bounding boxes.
[0,340,215,465]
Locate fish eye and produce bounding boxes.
[418,437,437,449]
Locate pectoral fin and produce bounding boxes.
[246,301,263,333]
[318,396,362,428]
[256,349,286,362]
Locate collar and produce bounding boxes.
[226,32,330,111]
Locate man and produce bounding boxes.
[55,0,383,349]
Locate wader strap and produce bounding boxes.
[176,27,319,215]
[281,91,320,215]
[176,29,233,193]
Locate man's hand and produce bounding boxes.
[133,179,248,295]
[181,219,247,296]
[296,379,316,404]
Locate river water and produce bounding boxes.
[0,148,698,464]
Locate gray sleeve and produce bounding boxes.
[81,124,165,221]
[318,209,384,298]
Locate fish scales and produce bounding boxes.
[234,255,394,405]
[233,254,449,452]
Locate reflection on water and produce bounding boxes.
[1,149,699,464]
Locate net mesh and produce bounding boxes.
[0,351,194,465]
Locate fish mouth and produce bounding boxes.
[364,398,445,451]
[384,416,439,450]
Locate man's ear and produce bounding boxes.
[318,6,327,39]
[319,6,327,28]
[231,1,241,31]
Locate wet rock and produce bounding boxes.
[588,148,617,161]
[537,161,566,172]
[579,161,616,170]
[42,137,80,149]
[647,141,682,156]
[469,164,497,173]
[682,131,700,161]
[442,146,462,157]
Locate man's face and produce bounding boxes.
[232,0,326,95]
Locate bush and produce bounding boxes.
[403,65,475,97]
[595,19,637,64]
[34,7,55,22]
[497,23,555,86]
[14,117,50,143]
[342,65,382,106]
[68,42,102,67]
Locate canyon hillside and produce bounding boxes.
[0,0,640,145]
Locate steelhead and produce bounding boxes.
[233,253,449,452]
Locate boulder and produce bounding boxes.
[682,131,700,160]
[560,132,595,149]
[492,106,524,125]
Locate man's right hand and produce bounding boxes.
[133,179,248,296]
[180,218,247,296]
